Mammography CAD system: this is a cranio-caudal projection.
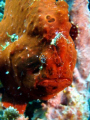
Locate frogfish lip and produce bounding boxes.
[35,78,71,96]
[36,79,58,92]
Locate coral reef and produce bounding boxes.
[70,0,90,119]
[0,0,76,102]
[31,86,89,120]
[70,0,90,79]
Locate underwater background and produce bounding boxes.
[0,0,90,120]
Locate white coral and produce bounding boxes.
[3,106,19,119]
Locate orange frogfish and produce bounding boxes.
[0,0,77,103]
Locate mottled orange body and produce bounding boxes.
[0,0,76,102]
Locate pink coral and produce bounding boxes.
[70,0,90,78]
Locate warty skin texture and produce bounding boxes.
[0,0,76,102]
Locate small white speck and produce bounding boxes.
[23,30,26,33]
[5,71,9,74]
[36,55,38,58]
[17,87,20,89]
[26,47,28,50]
[27,54,30,57]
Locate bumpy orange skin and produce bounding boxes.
[0,0,77,101]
